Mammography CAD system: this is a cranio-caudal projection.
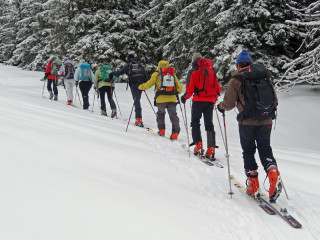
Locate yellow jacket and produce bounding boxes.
[138,60,182,103]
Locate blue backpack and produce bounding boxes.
[80,63,92,81]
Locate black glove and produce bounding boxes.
[217,103,225,114]
[109,72,114,80]
[180,94,187,104]
[75,81,78,87]
[44,73,49,79]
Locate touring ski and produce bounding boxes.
[181,143,224,168]
[147,128,223,168]
[147,128,172,140]
[259,194,302,228]
[230,175,302,228]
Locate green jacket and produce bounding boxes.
[94,65,118,88]
[138,60,182,103]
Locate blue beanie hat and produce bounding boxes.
[236,49,252,64]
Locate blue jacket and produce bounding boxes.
[74,62,95,83]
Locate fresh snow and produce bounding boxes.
[0,64,319,240]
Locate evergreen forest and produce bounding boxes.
[0,0,319,86]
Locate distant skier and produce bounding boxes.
[94,65,118,118]
[74,60,95,110]
[44,56,61,100]
[58,59,75,105]
[110,54,148,127]
[217,49,281,202]
[181,53,221,160]
[138,60,182,140]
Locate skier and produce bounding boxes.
[110,54,148,127]
[138,60,183,140]
[44,56,60,100]
[181,55,221,160]
[186,52,203,86]
[217,49,281,202]
[74,60,95,110]
[94,65,118,118]
[58,59,75,105]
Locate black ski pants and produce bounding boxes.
[79,81,92,109]
[99,86,116,111]
[190,101,216,148]
[47,79,58,95]
[130,84,142,118]
[239,124,277,173]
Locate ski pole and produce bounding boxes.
[144,90,156,116]
[91,90,96,112]
[76,85,82,107]
[281,178,289,200]
[113,89,122,117]
[176,95,190,157]
[126,101,135,132]
[41,78,46,98]
[222,111,234,198]
[74,86,77,106]
[96,89,100,109]
[183,103,191,157]
[215,105,226,149]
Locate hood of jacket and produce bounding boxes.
[78,62,89,68]
[100,65,113,71]
[231,67,249,79]
[192,57,201,67]
[156,60,170,71]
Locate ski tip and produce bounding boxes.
[284,215,302,228]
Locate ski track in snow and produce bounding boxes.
[0,64,319,240]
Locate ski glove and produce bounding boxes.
[217,103,225,114]
[44,73,49,79]
[75,81,79,87]
[180,94,187,104]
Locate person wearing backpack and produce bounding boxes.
[138,60,183,140]
[181,57,221,160]
[94,65,118,118]
[74,61,95,109]
[44,56,61,100]
[110,54,148,127]
[186,52,203,86]
[58,59,75,105]
[217,49,281,203]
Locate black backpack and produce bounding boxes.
[236,63,276,121]
[129,62,147,84]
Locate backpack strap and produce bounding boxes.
[232,75,246,117]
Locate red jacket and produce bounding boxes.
[185,68,221,103]
[45,58,59,80]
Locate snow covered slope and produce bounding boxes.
[0,64,319,240]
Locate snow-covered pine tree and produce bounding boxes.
[7,0,51,70]
[0,0,306,84]
[43,0,154,74]
[0,0,17,63]
[209,0,301,85]
[139,0,188,75]
[162,0,206,79]
[276,0,320,90]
